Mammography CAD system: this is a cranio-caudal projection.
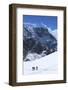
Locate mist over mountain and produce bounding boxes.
[23,23,57,61]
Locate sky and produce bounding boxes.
[23,15,57,30]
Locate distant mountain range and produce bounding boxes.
[23,23,57,61]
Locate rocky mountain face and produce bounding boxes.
[23,23,57,61]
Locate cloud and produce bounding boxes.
[48,28,57,40]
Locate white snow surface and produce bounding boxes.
[23,52,58,75]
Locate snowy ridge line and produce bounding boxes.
[23,22,57,39]
[24,22,48,28]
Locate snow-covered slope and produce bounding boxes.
[23,52,58,75]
